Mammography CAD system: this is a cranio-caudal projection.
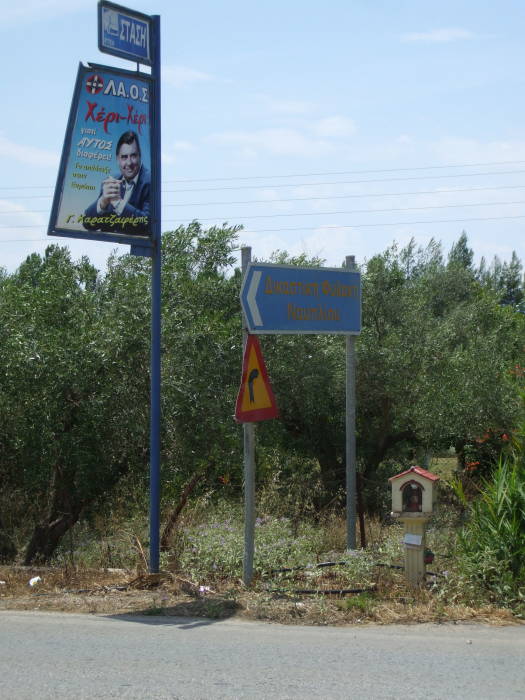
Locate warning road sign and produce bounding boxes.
[235,335,278,422]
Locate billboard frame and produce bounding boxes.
[48,61,156,249]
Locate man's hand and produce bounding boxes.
[98,176,123,210]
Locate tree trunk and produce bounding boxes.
[315,451,344,509]
[24,510,82,565]
[0,515,17,563]
[160,470,206,550]
[455,439,467,470]
[23,453,131,565]
[24,461,84,565]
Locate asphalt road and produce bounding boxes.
[1,611,524,699]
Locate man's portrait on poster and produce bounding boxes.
[83,130,150,235]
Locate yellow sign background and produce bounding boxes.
[240,344,273,412]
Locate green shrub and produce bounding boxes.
[457,457,525,607]
[340,591,376,613]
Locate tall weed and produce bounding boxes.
[457,457,525,607]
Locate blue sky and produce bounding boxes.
[2,0,525,273]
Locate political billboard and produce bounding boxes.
[48,62,155,246]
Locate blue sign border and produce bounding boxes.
[98,0,152,66]
[48,61,157,248]
[240,263,362,335]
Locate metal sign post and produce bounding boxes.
[148,13,162,574]
[48,2,162,574]
[241,247,256,586]
[239,257,362,556]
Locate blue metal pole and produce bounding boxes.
[149,14,162,574]
[345,254,357,550]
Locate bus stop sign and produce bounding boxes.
[98,1,152,65]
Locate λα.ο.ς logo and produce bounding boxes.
[85,74,104,95]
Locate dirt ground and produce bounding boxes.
[0,565,521,627]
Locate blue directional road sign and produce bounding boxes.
[98,1,152,65]
[240,263,361,334]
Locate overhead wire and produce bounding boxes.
[3,212,525,240]
[161,159,525,183]
[157,199,525,225]
[2,158,525,192]
[164,168,525,193]
[4,183,525,214]
[1,158,525,241]
[242,213,525,234]
[2,164,525,198]
[162,183,525,208]
[3,198,525,229]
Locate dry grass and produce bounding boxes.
[1,498,520,627]
[0,564,520,627]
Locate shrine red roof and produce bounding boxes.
[388,465,440,482]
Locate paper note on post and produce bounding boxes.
[404,533,422,546]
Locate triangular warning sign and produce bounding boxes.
[235,335,278,422]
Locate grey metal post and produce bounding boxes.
[241,246,256,585]
[346,255,357,550]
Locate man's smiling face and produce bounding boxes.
[117,141,141,182]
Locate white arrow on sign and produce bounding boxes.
[247,270,262,326]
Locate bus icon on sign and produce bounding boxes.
[102,9,119,37]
